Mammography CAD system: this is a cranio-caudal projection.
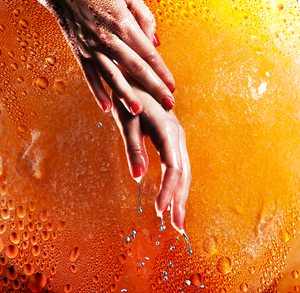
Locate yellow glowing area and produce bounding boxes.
[1,0,300,292]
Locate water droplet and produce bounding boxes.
[70,264,76,273]
[11,63,18,71]
[69,247,79,262]
[0,224,6,235]
[0,185,8,196]
[53,81,66,95]
[41,230,50,241]
[248,266,255,274]
[18,125,27,133]
[20,40,29,49]
[12,280,21,289]
[6,266,18,280]
[24,264,34,275]
[291,270,299,279]
[5,245,18,258]
[58,221,66,230]
[16,206,26,218]
[240,283,248,292]
[36,77,48,89]
[0,24,5,32]
[279,230,289,242]
[202,236,218,254]
[64,284,72,292]
[1,208,10,219]
[185,280,191,285]
[17,76,24,83]
[31,245,40,256]
[117,254,127,264]
[216,257,232,274]
[45,56,56,66]
[0,238,3,252]
[189,273,201,287]
[219,288,226,293]
[30,235,38,245]
[8,51,15,58]
[9,232,20,244]
[19,19,29,29]
[27,273,46,293]
[13,9,20,17]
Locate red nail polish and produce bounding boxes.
[131,165,143,178]
[162,97,174,111]
[167,84,175,93]
[130,102,141,115]
[162,205,168,217]
[153,33,161,47]
[100,101,108,112]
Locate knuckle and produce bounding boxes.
[129,61,146,77]
[101,68,117,83]
[152,82,164,96]
[143,51,156,65]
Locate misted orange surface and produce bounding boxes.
[1,0,300,292]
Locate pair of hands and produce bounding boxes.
[38,0,191,232]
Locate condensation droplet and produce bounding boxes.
[0,24,5,32]
[291,270,299,279]
[240,283,248,292]
[6,266,18,280]
[216,257,232,274]
[117,254,127,264]
[189,273,202,287]
[0,185,8,196]
[58,221,66,230]
[69,247,79,262]
[20,40,28,48]
[1,208,10,219]
[16,205,26,218]
[9,232,20,244]
[27,273,46,293]
[8,51,15,58]
[13,9,20,17]
[19,19,29,29]
[64,284,72,292]
[11,63,18,71]
[248,266,255,274]
[279,230,289,242]
[18,125,27,133]
[53,81,66,95]
[203,235,218,254]
[24,264,34,275]
[31,245,40,256]
[36,77,48,89]
[45,56,56,66]
[0,224,6,235]
[5,245,19,258]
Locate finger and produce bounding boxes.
[116,10,176,93]
[125,0,156,43]
[151,121,183,217]
[93,51,143,115]
[105,36,175,110]
[170,122,192,233]
[111,92,148,180]
[80,58,111,112]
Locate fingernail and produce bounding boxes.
[162,97,174,111]
[167,84,175,93]
[162,205,168,217]
[130,102,141,115]
[100,101,108,112]
[153,33,161,47]
[131,165,143,178]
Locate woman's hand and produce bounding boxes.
[37,0,175,114]
[111,73,191,233]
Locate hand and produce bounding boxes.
[38,0,175,114]
[111,73,191,233]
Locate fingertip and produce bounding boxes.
[167,84,175,93]
[129,101,142,115]
[162,97,175,111]
[96,99,111,112]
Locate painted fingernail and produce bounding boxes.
[131,165,143,178]
[153,33,161,47]
[130,102,141,115]
[167,84,175,93]
[100,101,108,112]
[162,97,174,111]
[162,205,168,217]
